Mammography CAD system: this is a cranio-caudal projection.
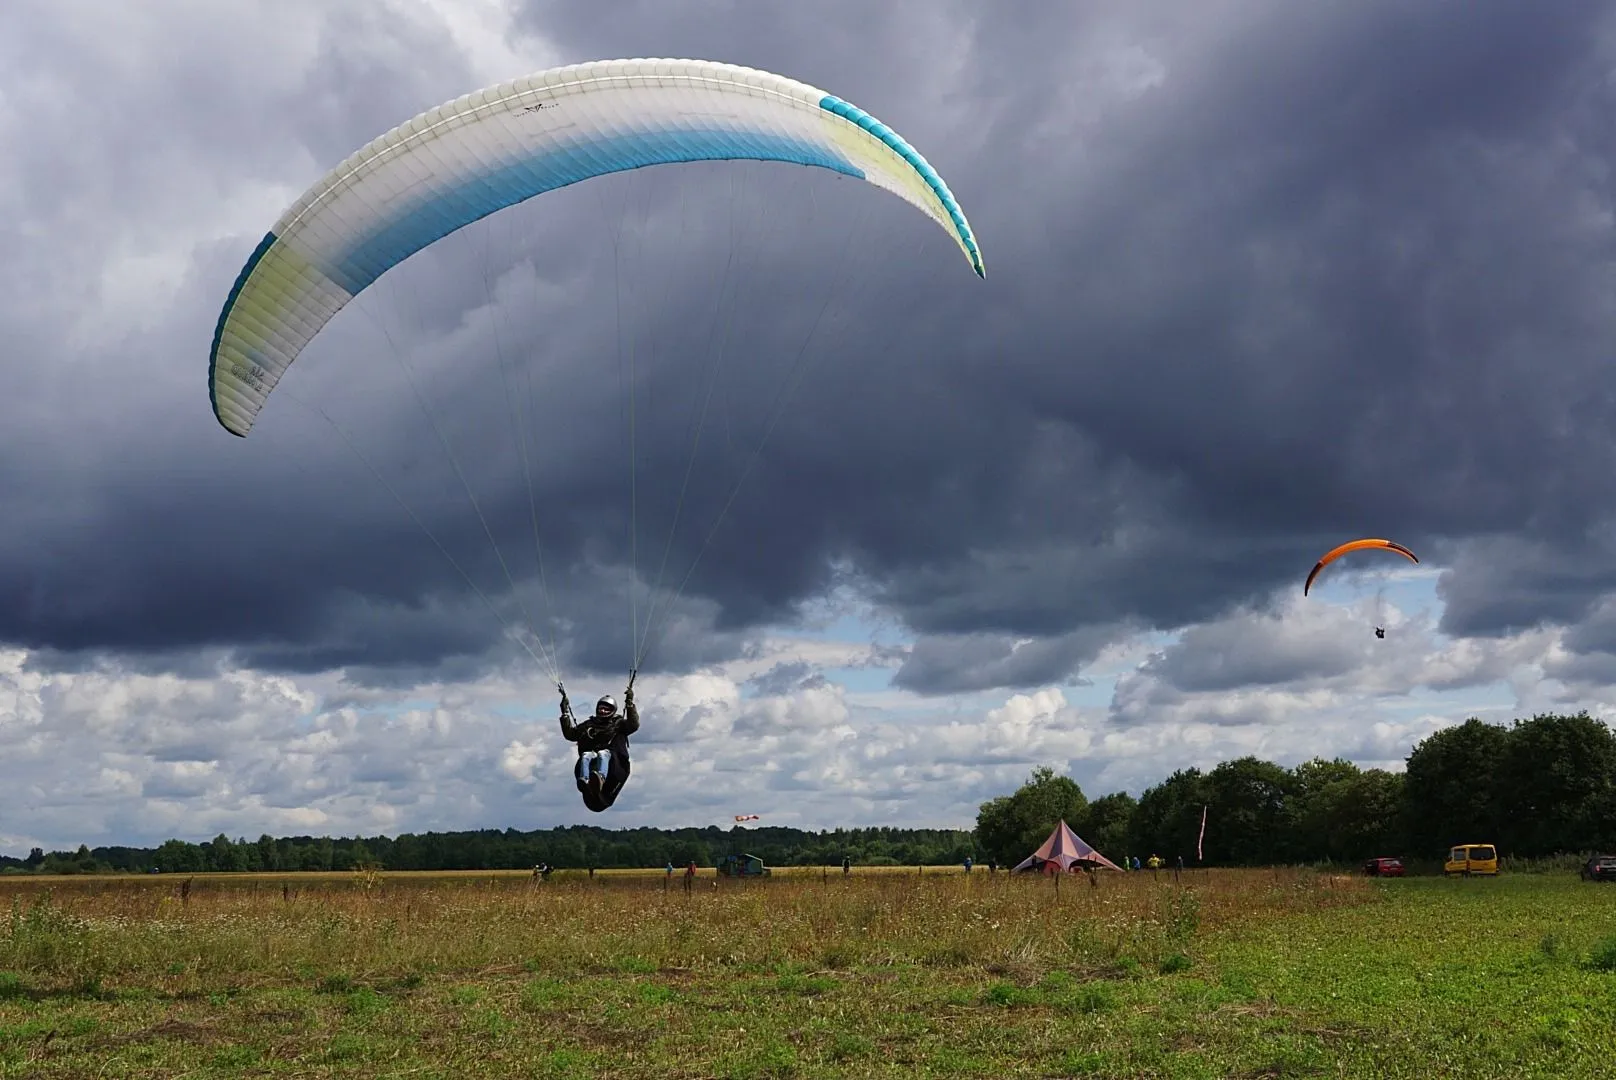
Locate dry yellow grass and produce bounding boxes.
[0,865,1363,993]
[29,866,1575,1078]
[3,865,1610,1077]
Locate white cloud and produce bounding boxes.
[0,584,1600,852]
[0,544,1578,851]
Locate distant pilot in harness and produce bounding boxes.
[1375,627,1386,639]
[560,684,639,812]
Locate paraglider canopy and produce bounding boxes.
[208,57,985,439]
[1303,538,1419,596]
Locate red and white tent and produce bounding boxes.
[1011,819,1123,873]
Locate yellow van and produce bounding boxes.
[1443,844,1498,876]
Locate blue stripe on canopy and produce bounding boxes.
[325,127,866,296]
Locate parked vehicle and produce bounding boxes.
[1443,843,1498,877]
[1362,857,1405,877]
[716,853,771,878]
[1580,855,1616,882]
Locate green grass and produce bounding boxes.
[0,869,1612,1076]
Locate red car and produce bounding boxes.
[1362,857,1405,877]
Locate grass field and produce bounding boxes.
[1,866,1613,1077]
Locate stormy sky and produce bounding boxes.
[5,0,1616,852]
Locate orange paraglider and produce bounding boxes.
[1303,538,1419,596]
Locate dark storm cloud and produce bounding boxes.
[1437,535,1614,639]
[1561,597,1616,659]
[141,769,214,801]
[7,1,1616,690]
[148,741,227,765]
[745,660,819,697]
[1130,611,1363,695]
[891,628,1110,695]
[518,0,1616,641]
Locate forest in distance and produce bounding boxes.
[4,711,1613,876]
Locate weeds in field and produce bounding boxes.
[2,869,1612,1077]
[0,866,1349,993]
[1586,935,1616,973]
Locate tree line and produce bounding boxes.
[0,825,976,876]
[975,712,1616,868]
[4,711,1611,875]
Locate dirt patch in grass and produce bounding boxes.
[94,1017,222,1047]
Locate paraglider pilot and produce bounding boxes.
[1375,627,1386,639]
[560,683,639,812]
